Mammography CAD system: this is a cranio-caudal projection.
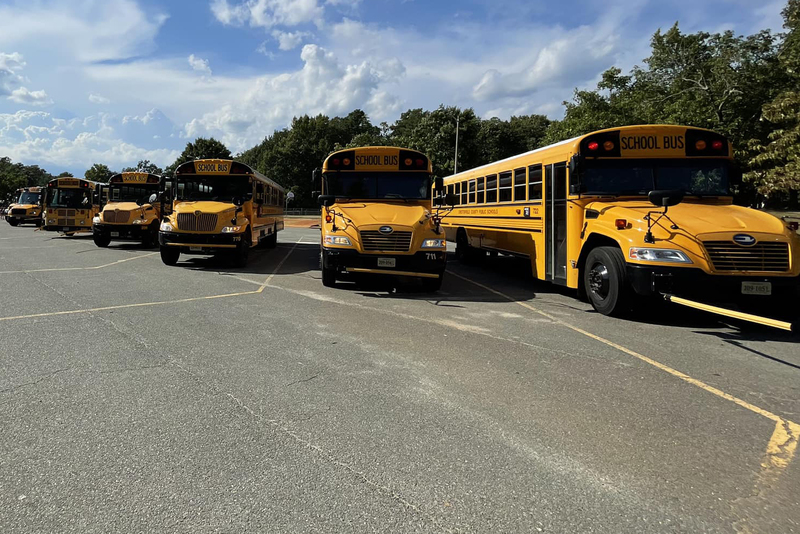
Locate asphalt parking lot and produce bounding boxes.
[1,222,799,533]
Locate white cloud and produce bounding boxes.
[0,52,27,96]
[188,54,212,75]
[8,87,52,106]
[183,44,397,150]
[88,93,110,104]
[272,30,310,51]
[211,0,324,30]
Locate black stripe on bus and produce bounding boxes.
[449,224,542,234]
[447,215,542,221]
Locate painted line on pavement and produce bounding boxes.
[447,269,800,495]
[0,252,158,274]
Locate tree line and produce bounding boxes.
[3,0,798,208]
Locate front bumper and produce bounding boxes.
[627,264,800,301]
[6,213,41,223]
[94,223,153,241]
[159,230,241,254]
[43,224,92,233]
[322,247,446,279]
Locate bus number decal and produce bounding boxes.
[426,253,438,261]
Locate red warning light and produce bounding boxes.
[588,141,599,151]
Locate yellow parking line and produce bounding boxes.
[0,252,157,274]
[447,270,800,492]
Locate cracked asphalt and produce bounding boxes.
[1,223,799,533]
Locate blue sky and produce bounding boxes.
[0,0,788,176]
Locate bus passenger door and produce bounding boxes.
[545,162,568,285]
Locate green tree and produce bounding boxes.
[0,157,27,200]
[746,0,800,207]
[85,163,113,183]
[56,171,73,177]
[165,138,231,175]
[122,159,163,175]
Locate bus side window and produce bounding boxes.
[477,177,485,204]
[514,168,526,202]
[460,181,468,205]
[468,180,476,204]
[256,183,265,203]
[528,165,543,201]
[486,175,498,203]
[499,171,512,202]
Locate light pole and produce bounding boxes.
[454,115,459,174]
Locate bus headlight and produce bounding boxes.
[132,219,146,225]
[421,239,446,248]
[48,218,55,224]
[92,216,101,224]
[629,248,692,263]
[160,222,173,232]
[221,226,242,233]
[324,235,351,246]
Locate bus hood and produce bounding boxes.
[9,204,38,210]
[335,203,430,229]
[587,200,790,237]
[173,201,236,215]
[103,202,144,212]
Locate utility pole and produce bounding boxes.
[454,115,460,174]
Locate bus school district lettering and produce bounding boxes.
[621,135,685,151]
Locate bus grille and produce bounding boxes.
[177,213,218,232]
[57,209,76,217]
[104,210,130,224]
[704,241,790,272]
[11,209,26,215]
[360,231,413,252]
[57,219,76,227]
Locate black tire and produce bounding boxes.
[143,223,159,247]
[421,275,443,292]
[233,232,251,268]
[583,246,630,317]
[160,246,180,266]
[8,218,18,227]
[455,229,479,263]
[93,233,111,248]
[321,265,336,287]
[265,225,278,249]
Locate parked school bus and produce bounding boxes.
[5,187,44,226]
[42,177,103,235]
[92,172,164,247]
[437,125,800,316]
[158,159,284,267]
[315,146,447,291]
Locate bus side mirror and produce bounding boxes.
[233,197,245,207]
[148,193,158,204]
[318,195,335,207]
[444,193,458,207]
[569,154,584,175]
[312,190,320,199]
[434,177,444,191]
[730,166,743,186]
[648,190,684,208]
[312,168,321,183]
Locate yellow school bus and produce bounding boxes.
[43,177,103,235]
[316,146,447,291]
[438,125,800,316]
[92,172,164,247]
[158,159,285,267]
[5,187,44,226]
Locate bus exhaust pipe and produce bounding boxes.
[662,294,794,332]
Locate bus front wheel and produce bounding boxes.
[583,246,629,317]
[160,246,180,266]
[455,229,479,263]
[7,218,18,227]
[233,232,251,268]
[265,225,278,249]
[93,234,111,248]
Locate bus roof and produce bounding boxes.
[174,159,285,192]
[108,172,162,185]
[323,146,432,173]
[443,124,730,182]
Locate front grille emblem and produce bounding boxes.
[379,226,393,235]
[733,234,756,247]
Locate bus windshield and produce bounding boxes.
[47,188,92,209]
[582,159,730,196]
[18,192,42,204]
[325,172,431,200]
[109,184,158,203]
[177,175,251,202]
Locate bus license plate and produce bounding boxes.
[378,258,396,268]
[62,227,70,231]
[110,232,119,237]
[742,282,771,296]
[189,247,203,253]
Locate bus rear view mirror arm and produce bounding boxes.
[644,190,684,244]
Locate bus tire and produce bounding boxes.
[7,218,18,227]
[93,234,111,248]
[143,222,159,247]
[233,232,251,268]
[421,276,443,292]
[321,265,336,287]
[265,225,278,249]
[160,246,180,266]
[455,229,478,263]
[583,246,629,317]
[35,219,43,227]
